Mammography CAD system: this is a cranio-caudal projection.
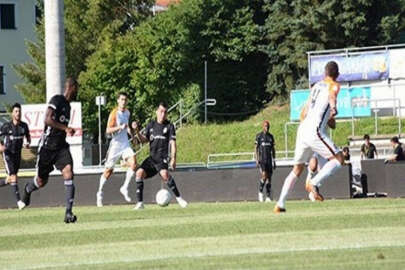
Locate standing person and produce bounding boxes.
[132,102,187,209]
[96,92,137,207]
[255,120,276,202]
[360,134,378,159]
[274,61,344,213]
[0,103,31,209]
[21,78,78,223]
[385,136,405,163]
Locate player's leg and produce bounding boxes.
[307,134,344,200]
[22,148,53,207]
[258,167,266,202]
[133,157,156,210]
[265,168,273,202]
[55,148,77,223]
[159,167,187,208]
[0,152,9,187]
[274,133,311,213]
[120,148,137,202]
[97,147,120,207]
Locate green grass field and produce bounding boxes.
[1,199,405,270]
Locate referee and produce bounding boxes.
[0,103,31,209]
[22,78,78,223]
[255,120,276,202]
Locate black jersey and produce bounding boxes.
[361,143,377,159]
[42,95,71,150]
[0,120,29,154]
[144,120,176,162]
[394,144,405,161]
[255,132,275,163]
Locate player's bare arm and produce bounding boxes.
[131,121,148,143]
[170,139,176,171]
[45,107,75,136]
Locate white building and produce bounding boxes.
[0,0,36,112]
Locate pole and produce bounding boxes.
[204,60,207,124]
[45,0,65,101]
[98,102,102,166]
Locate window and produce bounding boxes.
[0,4,16,29]
[0,66,5,95]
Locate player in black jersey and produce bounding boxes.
[132,102,187,209]
[0,103,31,209]
[255,120,276,202]
[22,78,78,223]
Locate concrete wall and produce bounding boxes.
[0,165,351,209]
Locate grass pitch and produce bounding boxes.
[1,199,405,270]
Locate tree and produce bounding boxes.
[262,0,405,97]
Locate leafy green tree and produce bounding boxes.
[262,0,405,97]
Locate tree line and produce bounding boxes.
[14,0,405,139]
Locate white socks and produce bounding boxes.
[122,169,135,190]
[306,169,316,183]
[310,159,342,187]
[98,175,107,193]
[277,171,298,209]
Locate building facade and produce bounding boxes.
[0,0,36,112]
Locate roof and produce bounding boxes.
[155,0,180,7]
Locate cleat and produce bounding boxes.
[273,205,286,214]
[64,212,77,223]
[96,191,103,207]
[306,182,324,202]
[120,186,131,202]
[17,200,26,210]
[133,202,144,210]
[258,192,264,202]
[176,197,188,208]
[22,184,31,207]
[265,197,272,203]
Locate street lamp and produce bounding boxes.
[96,95,106,166]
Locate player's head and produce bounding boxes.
[262,120,270,132]
[64,77,78,101]
[325,61,339,80]
[156,101,168,124]
[11,103,21,121]
[390,136,399,146]
[117,92,128,110]
[342,147,350,161]
[363,134,370,143]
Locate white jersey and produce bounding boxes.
[302,77,340,134]
[107,108,131,148]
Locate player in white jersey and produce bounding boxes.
[274,61,345,213]
[97,92,137,207]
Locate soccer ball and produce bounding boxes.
[156,189,172,207]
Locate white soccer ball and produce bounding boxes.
[156,189,172,207]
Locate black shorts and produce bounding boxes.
[259,162,273,177]
[2,151,21,175]
[140,156,169,179]
[37,147,73,180]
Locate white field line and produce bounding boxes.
[1,227,405,270]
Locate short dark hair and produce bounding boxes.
[158,101,168,109]
[391,136,399,143]
[65,77,78,89]
[343,146,350,152]
[117,92,128,99]
[12,103,21,110]
[363,134,370,140]
[325,61,339,79]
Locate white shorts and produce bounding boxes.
[294,125,340,165]
[105,145,135,169]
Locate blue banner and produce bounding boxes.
[290,87,371,121]
[309,52,389,83]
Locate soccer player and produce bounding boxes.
[22,78,78,223]
[132,101,187,209]
[0,103,31,209]
[96,92,137,207]
[255,120,276,202]
[274,61,344,213]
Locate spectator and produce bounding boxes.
[342,146,351,163]
[360,134,378,160]
[385,136,405,163]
